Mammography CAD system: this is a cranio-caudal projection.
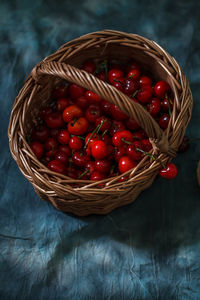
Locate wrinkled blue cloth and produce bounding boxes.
[1,0,200,299]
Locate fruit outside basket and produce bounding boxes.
[8,30,193,216]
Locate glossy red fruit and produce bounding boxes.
[66,166,77,179]
[45,137,58,151]
[85,105,102,123]
[75,96,89,110]
[82,61,96,73]
[139,76,152,86]
[101,100,111,116]
[101,134,112,145]
[85,161,95,175]
[45,112,64,128]
[30,142,44,159]
[147,98,161,115]
[85,90,101,104]
[133,131,143,140]
[95,116,111,132]
[48,160,66,175]
[161,98,173,112]
[50,128,59,139]
[97,72,106,81]
[95,160,111,174]
[69,83,85,99]
[55,151,69,164]
[58,145,72,157]
[127,69,141,81]
[137,85,153,103]
[107,144,114,158]
[53,85,68,99]
[159,163,178,179]
[126,118,140,131]
[68,117,88,135]
[126,141,143,161]
[118,176,127,182]
[31,125,49,142]
[108,69,124,84]
[57,130,70,145]
[109,120,126,136]
[159,114,170,129]
[91,140,107,159]
[56,98,69,111]
[112,130,133,147]
[62,105,83,123]
[141,139,152,152]
[124,78,139,96]
[113,77,125,92]
[72,151,90,167]
[45,149,57,159]
[90,171,106,181]
[114,146,127,162]
[40,107,53,119]
[110,104,127,121]
[154,81,170,98]
[85,132,100,150]
[118,156,137,173]
[69,136,83,150]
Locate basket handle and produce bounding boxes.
[31,61,174,156]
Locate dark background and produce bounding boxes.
[1,0,200,299]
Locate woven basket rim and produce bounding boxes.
[8,30,193,215]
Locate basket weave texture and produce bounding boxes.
[8,30,193,216]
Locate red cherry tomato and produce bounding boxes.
[108,69,124,84]
[139,76,152,86]
[58,145,72,157]
[57,130,70,145]
[56,98,69,111]
[126,141,143,161]
[69,136,83,150]
[90,171,106,181]
[82,61,96,73]
[95,116,111,132]
[118,156,137,173]
[75,96,89,110]
[154,81,170,98]
[109,120,126,136]
[110,104,127,121]
[45,137,58,151]
[95,160,111,174]
[125,118,140,131]
[159,114,170,129]
[30,142,44,159]
[40,107,53,120]
[147,98,161,115]
[68,117,88,135]
[48,160,66,175]
[62,105,83,123]
[91,140,107,159]
[85,104,102,123]
[127,68,141,81]
[53,85,68,99]
[141,139,152,152]
[159,163,178,179]
[137,85,153,104]
[69,84,85,99]
[114,146,127,162]
[101,100,111,116]
[112,130,133,147]
[31,125,49,142]
[55,151,69,164]
[72,151,90,167]
[85,90,102,104]
[45,112,64,129]
[124,78,139,96]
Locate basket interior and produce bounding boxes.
[24,43,175,137]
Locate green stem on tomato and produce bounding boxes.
[78,169,89,179]
[84,123,101,150]
[96,120,104,134]
[101,130,108,137]
[70,118,78,127]
[71,135,85,140]
[136,148,166,168]
[121,138,132,145]
[131,90,140,98]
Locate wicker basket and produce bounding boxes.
[8,30,193,216]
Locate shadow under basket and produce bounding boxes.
[8,30,193,216]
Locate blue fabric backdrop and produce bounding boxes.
[1,0,200,299]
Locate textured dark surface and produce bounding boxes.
[1,0,200,299]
